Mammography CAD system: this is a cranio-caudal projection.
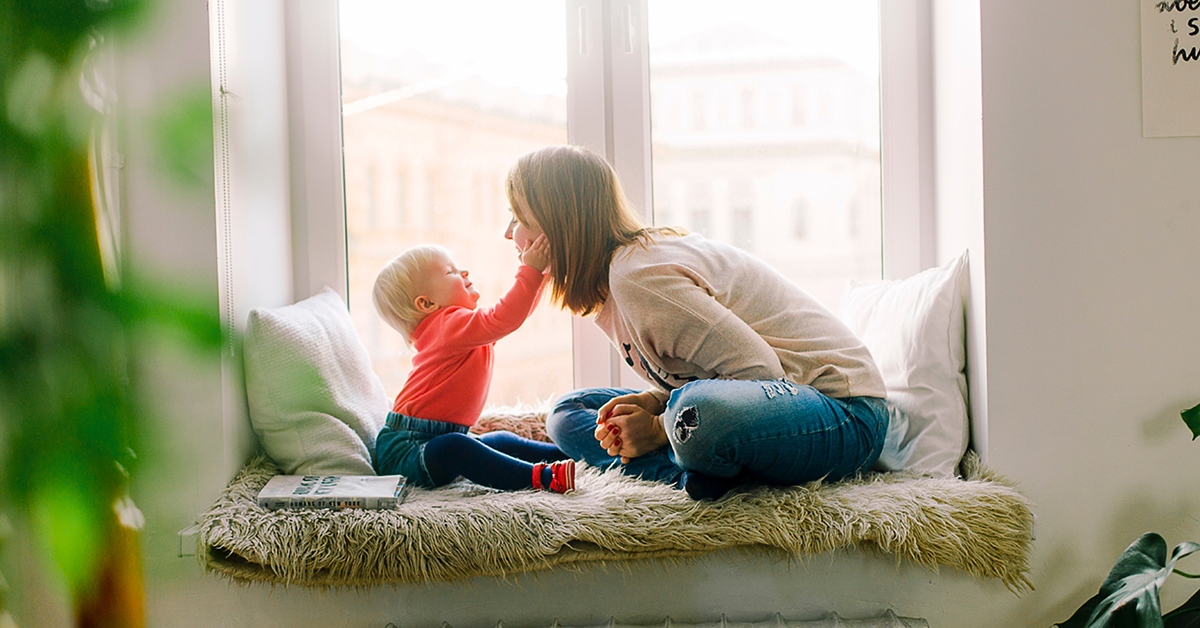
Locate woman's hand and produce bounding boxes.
[520,234,551,272]
[594,391,668,463]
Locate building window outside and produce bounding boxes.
[741,87,755,129]
[729,180,754,252]
[731,208,754,253]
[717,90,732,129]
[686,180,713,237]
[791,84,807,127]
[792,199,809,240]
[691,89,706,131]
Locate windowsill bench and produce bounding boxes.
[196,450,1033,591]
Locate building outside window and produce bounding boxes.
[648,2,880,310]
[339,1,572,407]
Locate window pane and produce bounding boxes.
[648,0,882,312]
[339,0,572,407]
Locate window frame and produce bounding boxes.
[283,0,349,303]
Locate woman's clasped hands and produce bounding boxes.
[594,390,670,463]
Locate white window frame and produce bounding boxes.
[566,0,653,390]
[286,0,935,391]
[879,0,937,280]
[283,0,348,303]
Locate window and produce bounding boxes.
[339,0,573,407]
[647,0,881,312]
[312,0,925,394]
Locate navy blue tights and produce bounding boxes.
[423,430,569,490]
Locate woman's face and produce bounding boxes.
[505,195,544,251]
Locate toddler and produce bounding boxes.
[371,236,574,493]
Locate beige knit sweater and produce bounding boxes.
[593,233,886,402]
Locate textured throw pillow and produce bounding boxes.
[839,251,970,478]
[242,287,390,475]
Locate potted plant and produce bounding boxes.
[1053,405,1200,628]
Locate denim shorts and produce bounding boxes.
[373,412,471,487]
[546,380,889,487]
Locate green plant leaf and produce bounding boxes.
[1056,533,1200,628]
[1182,404,1200,441]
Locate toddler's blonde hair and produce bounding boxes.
[372,244,451,343]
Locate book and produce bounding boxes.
[256,474,410,511]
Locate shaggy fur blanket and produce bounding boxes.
[197,411,1034,591]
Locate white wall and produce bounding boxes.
[980,0,1200,625]
[110,0,229,620]
[15,2,1200,627]
[106,3,239,628]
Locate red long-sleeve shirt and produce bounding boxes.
[392,264,545,426]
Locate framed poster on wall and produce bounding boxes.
[1142,0,1200,137]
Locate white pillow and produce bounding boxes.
[242,287,390,475]
[839,251,969,478]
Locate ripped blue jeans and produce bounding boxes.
[546,380,889,488]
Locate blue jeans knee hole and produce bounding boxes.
[673,406,701,443]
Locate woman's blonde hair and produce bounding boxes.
[372,244,450,343]
[506,146,680,316]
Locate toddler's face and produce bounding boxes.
[419,252,479,310]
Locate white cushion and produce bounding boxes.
[242,288,390,475]
[839,251,970,478]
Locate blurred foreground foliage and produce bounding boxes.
[0,0,221,624]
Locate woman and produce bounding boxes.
[503,145,888,499]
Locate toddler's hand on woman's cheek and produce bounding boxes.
[520,234,551,272]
